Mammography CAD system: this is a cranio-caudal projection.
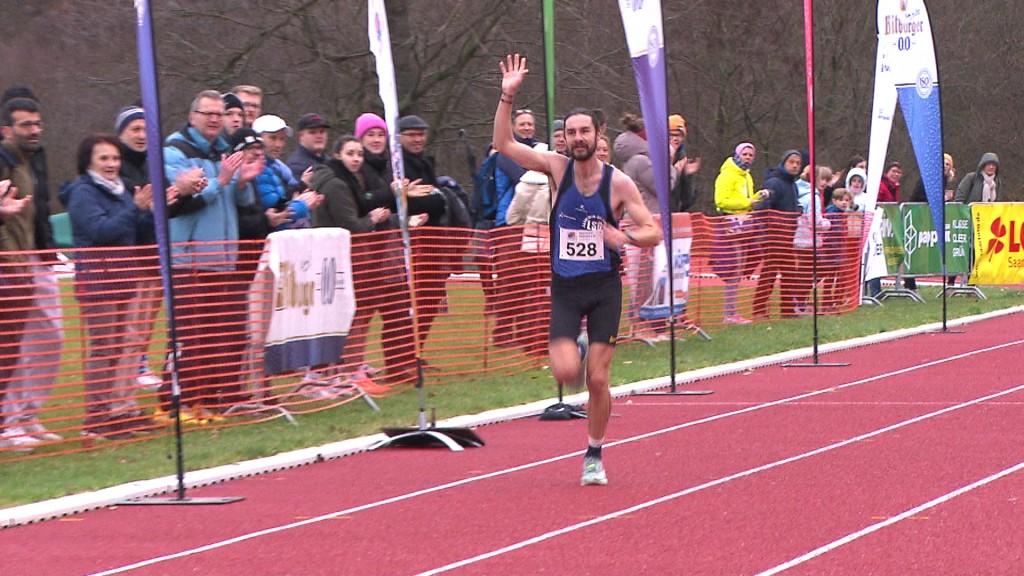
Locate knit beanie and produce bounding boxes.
[354,113,388,139]
[114,106,145,135]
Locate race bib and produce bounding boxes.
[558,227,603,261]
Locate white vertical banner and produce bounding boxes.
[864,0,943,282]
[368,0,403,181]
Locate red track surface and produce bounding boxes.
[3,313,1023,575]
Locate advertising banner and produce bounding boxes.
[263,229,355,374]
[969,203,1024,285]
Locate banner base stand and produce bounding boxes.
[878,288,925,303]
[539,402,587,420]
[118,496,245,506]
[941,286,985,300]
[373,426,484,451]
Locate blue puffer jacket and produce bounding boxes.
[163,127,254,270]
[59,174,153,301]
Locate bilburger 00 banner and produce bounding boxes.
[618,0,685,318]
[864,0,943,281]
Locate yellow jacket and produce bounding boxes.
[714,157,756,215]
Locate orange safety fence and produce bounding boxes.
[0,210,871,461]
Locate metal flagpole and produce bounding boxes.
[120,0,242,505]
[366,0,482,450]
[784,0,849,370]
[620,1,711,396]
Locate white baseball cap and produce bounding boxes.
[252,114,293,136]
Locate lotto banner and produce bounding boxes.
[263,229,355,374]
[969,203,1024,285]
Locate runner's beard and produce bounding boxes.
[571,140,597,161]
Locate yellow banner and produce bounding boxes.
[970,203,1024,285]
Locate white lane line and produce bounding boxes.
[414,383,1024,576]
[754,460,1024,575]
[89,339,1024,575]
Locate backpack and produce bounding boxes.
[435,177,474,229]
[472,152,499,229]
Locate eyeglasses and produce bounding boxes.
[242,102,262,110]
[193,110,224,118]
[512,109,533,119]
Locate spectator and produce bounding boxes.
[243,123,318,233]
[713,142,768,324]
[552,119,567,156]
[0,179,34,452]
[512,108,536,140]
[612,113,659,335]
[669,114,700,212]
[822,187,855,309]
[910,153,955,203]
[792,165,832,312]
[504,166,553,355]
[595,134,611,164]
[954,153,1000,204]
[753,149,804,318]
[231,85,263,127]
[310,135,423,383]
[845,167,867,211]
[221,93,245,137]
[613,113,656,216]
[160,89,260,421]
[397,114,455,357]
[286,112,330,184]
[0,97,63,450]
[114,105,165,390]
[877,161,902,203]
[355,112,445,227]
[60,134,162,439]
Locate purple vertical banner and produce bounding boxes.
[133,0,180,390]
[618,1,671,247]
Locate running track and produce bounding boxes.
[3,312,1022,575]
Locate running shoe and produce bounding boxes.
[580,456,608,486]
[22,421,62,442]
[0,427,40,453]
[135,372,164,389]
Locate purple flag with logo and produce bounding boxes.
[618,0,671,244]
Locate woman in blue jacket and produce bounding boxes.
[60,134,159,440]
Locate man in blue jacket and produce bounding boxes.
[753,149,803,318]
[160,90,261,421]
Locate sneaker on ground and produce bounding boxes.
[580,455,608,486]
[723,315,752,325]
[357,363,381,377]
[136,372,163,389]
[1,427,41,452]
[81,424,135,442]
[22,421,62,442]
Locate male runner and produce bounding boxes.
[492,54,662,485]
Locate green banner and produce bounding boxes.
[878,203,904,274]
[901,203,941,275]
[899,203,972,275]
[944,203,972,275]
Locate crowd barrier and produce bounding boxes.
[0,209,875,461]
